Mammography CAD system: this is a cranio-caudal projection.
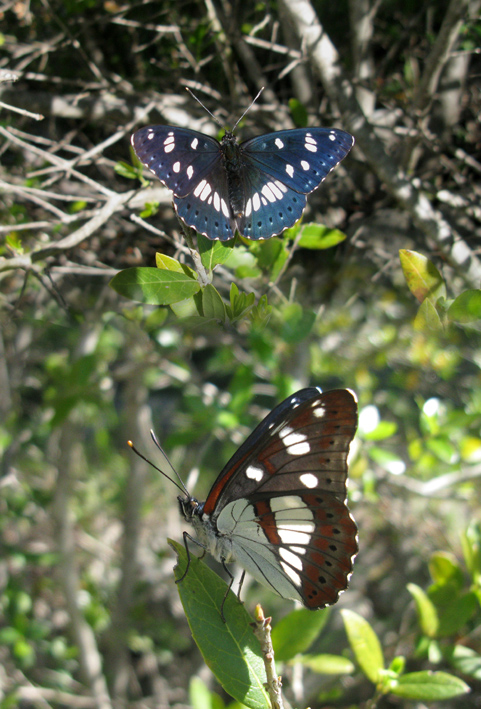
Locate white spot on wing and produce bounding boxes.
[191,137,199,149]
[280,547,303,570]
[280,561,301,586]
[194,179,207,197]
[187,165,194,180]
[252,193,261,211]
[164,133,175,153]
[300,473,318,488]
[279,426,294,439]
[200,182,212,201]
[282,432,307,447]
[312,406,326,418]
[278,528,311,546]
[245,198,252,217]
[285,164,294,178]
[304,133,317,153]
[288,441,310,455]
[275,138,284,149]
[221,198,230,217]
[261,184,276,203]
[268,181,283,200]
[270,496,305,512]
[300,160,310,170]
[246,465,264,481]
[173,161,181,173]
[213,192,221,211]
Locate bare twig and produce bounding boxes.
[251,605,285,709]
[278,0,481,284]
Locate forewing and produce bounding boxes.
[131,126,222,198]
[241,128,354,195]
[203,388,358,515]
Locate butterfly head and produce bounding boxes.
[178,495,203,521]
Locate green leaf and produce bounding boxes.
[448,646,481,680]
[227,283,256,322]
[407,583,439,637]
[448,289,481,323]
[428,551,463,589]
[461,521,481,583]
[341,610,384,683]
[271,607,329,662]
[114,160,139,180]
[298,653,355,675]
[197,233,235,270]
[414,297,444,332]
[363,421,397,441]
[156,253,196,278]
[399,249,446,304]
[202,284,226,322]
[288,97,308,127]
[437,592,477,637]
[189,677,224,709]
[110,267,200,305]
[389,671,470,700]
[280,303,316,343]
[298,224,346,250]
[169,540,269,709]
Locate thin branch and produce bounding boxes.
[251,605,285,709]
[278,0,481,285]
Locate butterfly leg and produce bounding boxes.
[219,558,236,623]
[237,570,246,603]
[177,531,207,583]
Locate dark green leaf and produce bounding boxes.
[170,540,269,709]
[271,607,329,662]
[407,583,439,637]
[448,289,481,323]
[288,98,308,127]
[202,284,226,322]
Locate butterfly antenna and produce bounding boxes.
[128,433,189,497]
[232,87,265,132]
[185,87,224,129]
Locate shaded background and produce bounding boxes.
[1,0,481,707]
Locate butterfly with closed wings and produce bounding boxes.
[130,388,358,618]
[131,93,354,241]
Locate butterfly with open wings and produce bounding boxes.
[131,387,358,615]
[131,97,354,241]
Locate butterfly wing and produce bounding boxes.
[241,128,354,194]
[204,388,358,608]
[132,126,237,240]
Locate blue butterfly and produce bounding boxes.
[132,118,354,241]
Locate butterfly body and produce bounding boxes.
[132,123,354,240]
[177,388,358,609]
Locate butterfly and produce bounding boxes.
[131,388,358,616]
[131,105,354,241]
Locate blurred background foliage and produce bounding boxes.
[1,0,481,707]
